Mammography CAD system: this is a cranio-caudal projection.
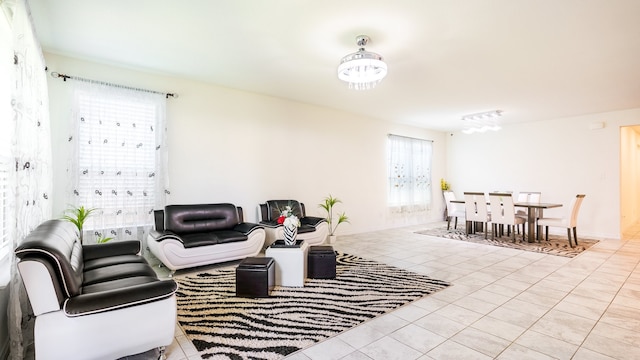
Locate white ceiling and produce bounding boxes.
[27,0,640,132]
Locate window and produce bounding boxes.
[387,134,433,212]
[70,81,168,243]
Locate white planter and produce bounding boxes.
[328,235,337,244]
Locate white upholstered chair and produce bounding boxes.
[443,191,465,230]
[516,191,541,218]
[489,192,525,242]
[537,194,586,247]
[515,191,541,235]
[464,192,491,239]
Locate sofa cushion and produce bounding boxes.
[165,203,240,234]
[181,233,218,248]
[215,230,249,244]
[83,254,147,271]
[298,224,316,234]
[82,276,161,294]
[181,231,248,248]
[82,262,157,286]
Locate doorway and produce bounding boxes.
[620,125,640,239]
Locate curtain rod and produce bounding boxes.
[50,72,178,99]
[388,133,433,142]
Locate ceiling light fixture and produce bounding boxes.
[338,35,388,90]
[461,110,503,134]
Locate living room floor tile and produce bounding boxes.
[514,329,579,359]
[301,336,356,360]
[389,324,447,353]
[337,323,386,350]
[160,222,640,360]
[359,336,423,360]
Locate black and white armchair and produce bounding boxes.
[15,219,177,360]
[258,199,328,248]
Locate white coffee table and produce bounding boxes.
[265,240,309,287]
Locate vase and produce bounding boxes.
[327,235,337,244]
[283,225,298,246]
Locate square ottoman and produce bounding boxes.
[307,245,336,279]
[236,257,275,297]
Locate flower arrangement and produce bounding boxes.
[277,205,300,245]
[277,205,300,229]
[440,178,450,191]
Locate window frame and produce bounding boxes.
[73,87,161,234]
[387,134,433,211]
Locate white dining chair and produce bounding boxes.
[516,191,541,217]
[443,191,465,230]
[515,191,541,235]
[463,192,491,239]
[489,192,525,242]
[536,194,586,247]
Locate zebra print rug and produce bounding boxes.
[174,253,450,360]
[415,226,598,257]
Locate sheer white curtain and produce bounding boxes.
[66,80,169,246]
[3,0,53,358]
[387,134,433,213]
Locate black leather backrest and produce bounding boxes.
[14,219,84,297]
[264,200,305,221]
[154,210,165,231]
[164,203,240,234]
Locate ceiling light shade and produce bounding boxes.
[338,35,387,90]
[461,110,503,134]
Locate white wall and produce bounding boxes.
[45,53,448,235]
[447,109,640,240]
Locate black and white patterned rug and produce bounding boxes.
[416,225,598,257]
[174,253,450,360]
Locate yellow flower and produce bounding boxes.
[440,178,450,191]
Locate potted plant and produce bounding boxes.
[319,194,349,244]
[62,205,111,244]
[440,178,450,191]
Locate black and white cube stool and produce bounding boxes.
[307,245,337,279]
[236,257,275,297]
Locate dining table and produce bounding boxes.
[513,202,562,243]
[451,199,563,243]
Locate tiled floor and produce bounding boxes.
[162,221,640,360]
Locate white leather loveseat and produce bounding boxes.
[148,203,266,273]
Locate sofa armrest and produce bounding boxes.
[233,222,264,235]
[83,241,141,261]
[301,216,326,227]
[64,280,178,316]
[149,230,183,243]
[258,220,280,229]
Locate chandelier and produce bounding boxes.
[461,110,503,134]
[338,35,388,90]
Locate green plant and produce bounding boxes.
[96,235,114,244]
[62,205,97,244]
[319,194,349,236]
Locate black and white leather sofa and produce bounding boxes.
[14,219,177,360]
[259,199,329,248]
[147,203,266,273]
